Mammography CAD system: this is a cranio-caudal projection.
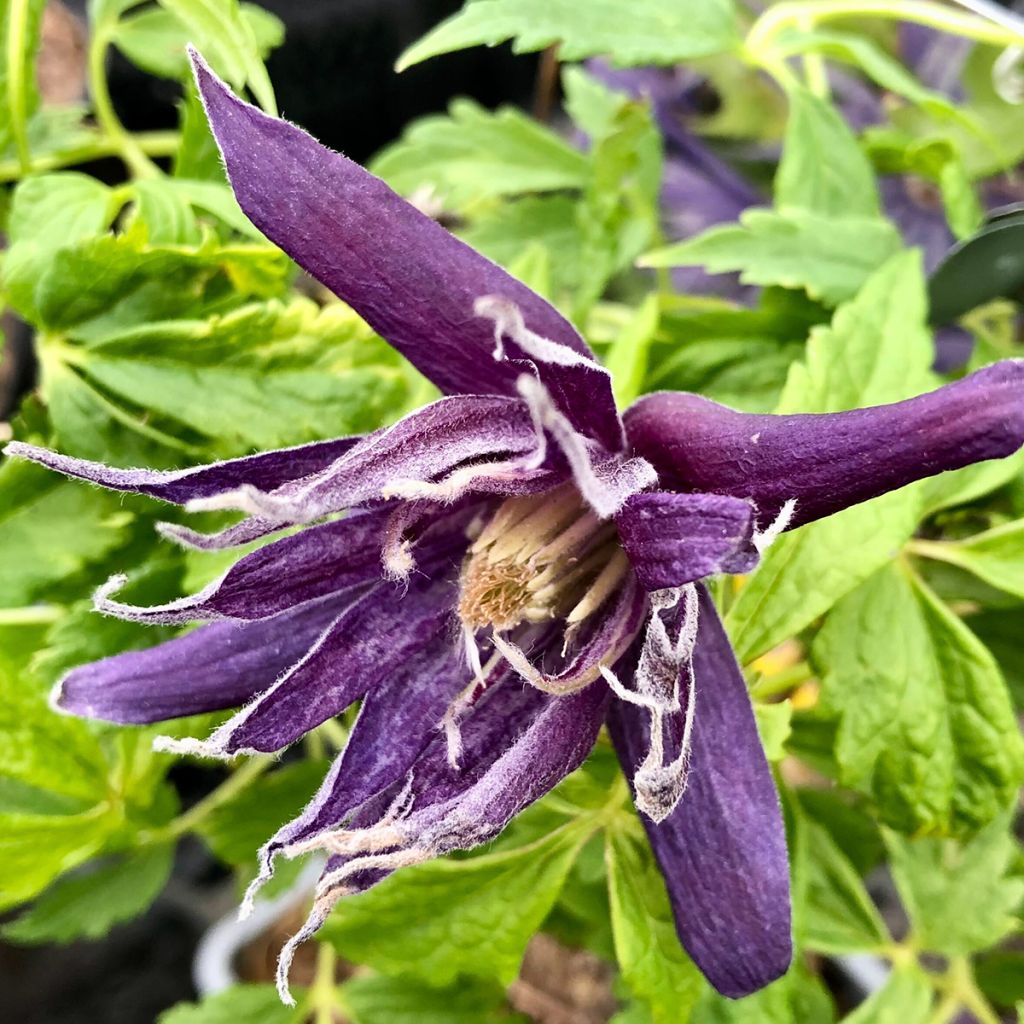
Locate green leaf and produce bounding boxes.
[396,0,740,71]
[197,760,326,864]
[916,519,1024,600]
[754,701,792,763]
[6,172,116,248]
[692,964,835,1023]
[800,816,889,955]
[157,0,279,114]
[775,86,879,218]
[814,565,1024,835]
[340,975,521,1024]
[605,826,703,1024]
[0,0,46,159]
[0,457,132,607]
[113,2,282,82]
[607,295,659,408]
[371,98,590,208]
[886,810,1024,954]
[131,178,202,245]
[1,844,174,943]
[61,299,413,456]
[841,967,933,1024]
[321,822,591,985]
[157,985,295,1024]
[726,251,936,661]
[641,209,901,307]
[0,807,119,911]
[922,448,1024,516]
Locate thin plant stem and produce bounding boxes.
[0,132,180,183]
[6,0,35,172]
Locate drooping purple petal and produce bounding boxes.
[171,568,462,758]
[55,592,350,724]
[616,491,757,590]
[3,435,361,505]
[189,50,623,452]
[624,361,1024,530]
[608,585,791,998]
[185,395,546,522]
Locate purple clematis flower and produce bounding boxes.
[8,52,1024,1005]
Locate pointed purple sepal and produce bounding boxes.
[609,586,792,998]
[189,50,623,452]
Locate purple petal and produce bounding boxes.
[880,176,953,275]
[96,506,471,623]
[899,23,970,99]
[189,51,623,452]
[616,491,757,590]
[3,435,360,505]
[55,593,349,725]
[624,362,1024,530]
[609,585,791,998]
[186,395,547,522]
[192,568,463,756]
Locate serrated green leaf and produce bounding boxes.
[131,178,202,245]
[5,172,115,247]
[197,760,325,864]
[775,86,878,218]
[800,817,888,955]
[641,209,901,307]
[0,457,132,607]
[726,251,936,661]
[814,565,1024,835]
[371,98,590,208]
[321,822,591,985]
[842,967,933,1024]
[397,0,740,71]
[916,519,1024,600]
[605,827,703,1024]
[113,2,281,82]
[887,810,1024,954]
[157,0,279,113]
[157,985,295,1024]
[1,844,173,943]
[340,975,521,1024]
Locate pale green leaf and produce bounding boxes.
[397,0,740,71]
[157,985,294,1024]
[321,823,590,985]
[842,967,933,1024]
[917,519,1024,600]
[754,701,793,763]
[340,975,520,1024]
[605,827,703,1024]
[641,209,901,307]
[887,810,1024,954]
[814,565,1024,834]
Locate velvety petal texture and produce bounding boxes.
[190,51,623,453]
[616,491,757,590]
[55,593,349,724]
[624,362,1024,529]
[609,586,792,998]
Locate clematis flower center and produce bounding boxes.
[458,484,630,633]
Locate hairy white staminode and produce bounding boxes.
[475,294,608,371]
[753,498,798,554]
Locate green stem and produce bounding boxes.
[87,27,160,178]
[747,0,1024,58]
[0,131,180,183]
[904,537,966,568]
[141,755,272,844]
[5,0,34,172]
[750,660,814,700]
[304,942,339,1024]
[0,605,64,625]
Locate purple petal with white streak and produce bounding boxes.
[624,361,1024,530]
[616,491,757,590]
[55,592,350,724]
[190,51,623,452]
[609,585,791,998]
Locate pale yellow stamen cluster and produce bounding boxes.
[458,484,629,632]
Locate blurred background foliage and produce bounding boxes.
[0,1,1023,1022]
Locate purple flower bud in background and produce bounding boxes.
[7,51,1024,1006]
